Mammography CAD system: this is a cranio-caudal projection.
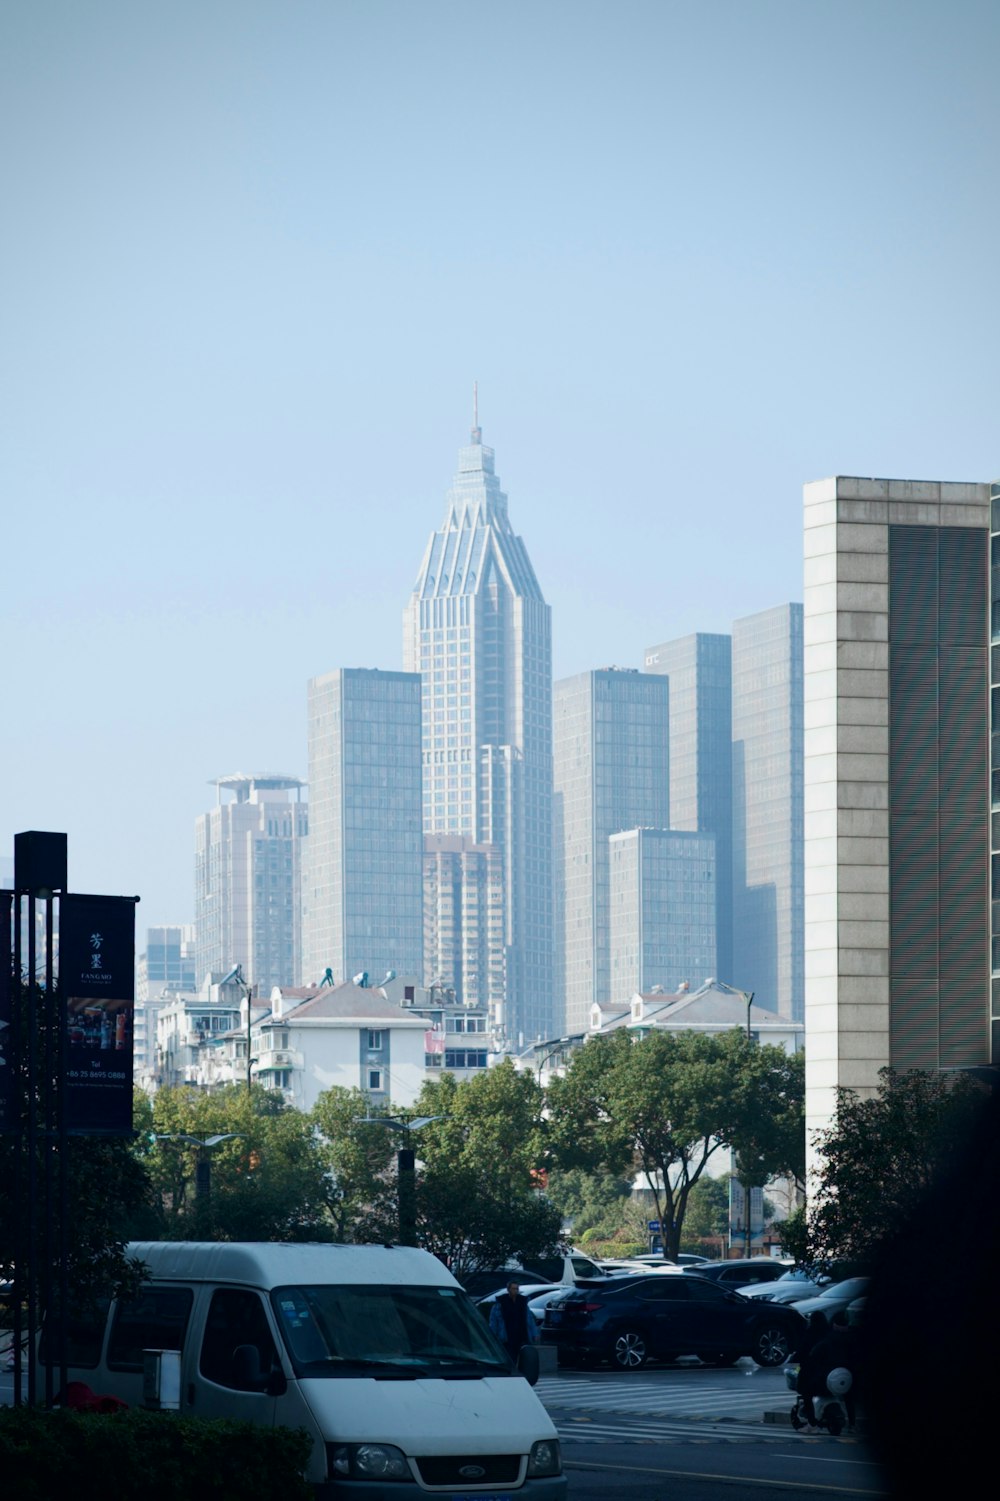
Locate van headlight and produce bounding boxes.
[527,1438,561,1477]
[328,1443,411,1480]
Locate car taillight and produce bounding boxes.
[582,1302,604,1312]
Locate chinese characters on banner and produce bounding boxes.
[0,893,11,1132]
[61,894,135,1135]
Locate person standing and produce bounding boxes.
[489,1282,540,1362]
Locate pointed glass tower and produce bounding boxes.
[404,403,554,1044]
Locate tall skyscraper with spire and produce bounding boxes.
[404,401,554,1044]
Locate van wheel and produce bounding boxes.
[612,1330,648,1370]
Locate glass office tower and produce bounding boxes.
[731,605,805,1021]
[301,669,423,989]
[643,633,733,983]
[404,419,553,1044]
[609,828,717,1000]
[554,668,670,1033]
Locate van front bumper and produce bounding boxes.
[315,1479,567,1501]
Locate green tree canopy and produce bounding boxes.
[546,1029,804,1260]
[310,1086,397,1241]
[544,1167,633,1240]
[139,1084,330,1241]
[785,1067,987,1267]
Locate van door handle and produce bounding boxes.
[187,1382,195,1406]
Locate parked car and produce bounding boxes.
[791,1277,871,1324]
[541,1271,804,1370]
[528,1287,578,1320]
[476,1282,563,1312]
[738,1269,831,1303]
[682,1257,792,1291]
[461,1250,608,1300]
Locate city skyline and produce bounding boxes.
[3,3,997,923]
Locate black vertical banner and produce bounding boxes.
[60,895,135,1135]
[0,892,11,1132]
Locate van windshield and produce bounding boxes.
[271,1284,511,1379]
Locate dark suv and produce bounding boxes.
[541,1273,804,1370]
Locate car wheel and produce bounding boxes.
[612,1329,649,1370]
[751,1325,792,1368]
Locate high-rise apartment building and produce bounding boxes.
[609,828,717,1000]
[422,834,505,1014]
[554,668,670,1033]
[301,669,423,990]
[643,633,733,982]
[403,417,553,1044]
[803,476,993,1144]
[732,604,805,1021]
[194,774,306,993]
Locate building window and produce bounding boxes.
[368,1069,383,1091]
[367,1029,383,1050]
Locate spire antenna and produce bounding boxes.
[471,380,481,444]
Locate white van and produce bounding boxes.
[42,1241,566,1499]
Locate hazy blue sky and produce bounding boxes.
[2,0,998,928]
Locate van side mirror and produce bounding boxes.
[517,1345,539,1386]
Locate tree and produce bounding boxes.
[139,1084,331,1241]
[723,1041,805,1254]
[680,1175,730,1247]
[310,1086,397,1241]
[359,1063,562,1278]
[786,1067,987,1267]
[544,1167,633,1240]
[547,1029,745,1260]
[546,1029,804,1261]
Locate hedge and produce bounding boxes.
[0,1406,314,1500]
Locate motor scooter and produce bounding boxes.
[784,1362,854,1435]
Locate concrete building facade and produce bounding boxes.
[803,476,992,1144]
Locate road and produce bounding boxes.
[533,1360,888,1500]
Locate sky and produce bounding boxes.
[2,0,998,929]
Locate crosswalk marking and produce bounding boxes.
[536,1374,783,1422]
[552,1415,784,1445]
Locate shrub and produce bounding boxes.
[0,1407,313,1501]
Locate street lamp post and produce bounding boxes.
[154,1132,240,1215]
[533,1034,584,1084]
[362,1116,443,1247]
